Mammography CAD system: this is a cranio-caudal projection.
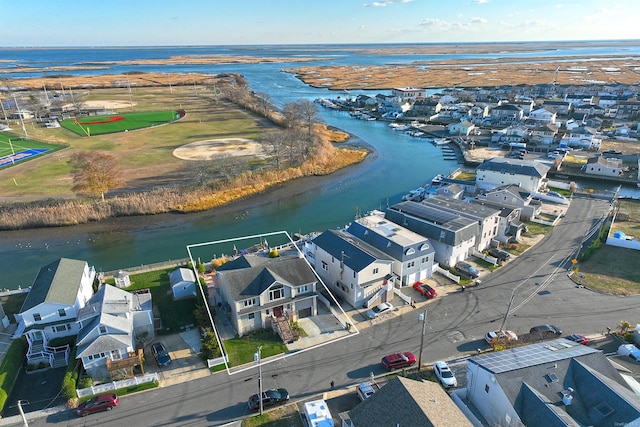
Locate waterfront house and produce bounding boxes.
[75,285,152,382]
[347,210,436,286]
[215,254,318,339]
[14,258,95,368]
[385,201,479,267]
[561,126,601,150]
[467,104,490,124]
[407,99,442,118]
[584,156,626,177]
[420,195,501,252]
[461,338,640,427]
[391,87,426,103]
[169,267,197,300]
[475,157,550,194]
[310,229,394,309]
[447,120,475,137]
[475,184,540,221]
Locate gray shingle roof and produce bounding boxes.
[348,376,473,426]
[312,229,393,271]
[216,255,317,303]
[421,195,500,221]
[476,157,550,178]
[20,258,88,312]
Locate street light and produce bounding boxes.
[418,309,427,370]
[254,346,263,415]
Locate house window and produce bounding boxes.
[243,298,257,307]
[485,384,490,393]
[408,261,415,268]
[373,267,379,274]
[353,271,356,278]
[269,284,284,301]
[54,324,67,333]
[422,256,429,263]
[58,308,66,317]
[99,326,107,334]
[111,350,121,360]
[33,313,41,322]
[297,285,309,294]
[248,313,255,320]
[322,261,328,271]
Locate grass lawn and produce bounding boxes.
[122,267,197,334]
[224,329,288,367]
[60,110,179,136]
[0,292,28,318]
[242,404,304,427]
[577,245,640,295]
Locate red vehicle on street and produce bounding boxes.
[381,352,416,370]
[413,282,437,299]
[76,393,119,417]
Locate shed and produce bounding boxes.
[169,268,197,300]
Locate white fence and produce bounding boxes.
[392,287,412,305]
[433,264,460,284]
[471,249,499,266]
[76,373,158,398]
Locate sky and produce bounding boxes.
[2,0,640,47]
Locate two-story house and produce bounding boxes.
[420,195,501,252]
[475,157,550,194]
[310,229,394,309]
[385,201,479,267]
[489,104,524,125]
[347,210,435,286]
[215,254,319,338]
[527,107,557,125]
[461,338,640,427]
[391,87,426,103]
[75,284,153,382]
[529,124,559,145]
[407,100,442,118]
[14,258,95,368]
[475,184,540,221]
[560,126,602,150]
[447,120,476,137]
[542,99,572,116]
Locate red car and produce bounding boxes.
[76,393,119,417]
[413,282,437,299]
[566,334,589,346]
[381,352,416,370]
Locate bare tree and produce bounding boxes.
[211,154,246,182]
[260,131,287,170]
[69,152,124,201]
[296,99,319,137]
[254,91,272,118]
[281,102,303,129]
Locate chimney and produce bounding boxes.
[562,387,574,406]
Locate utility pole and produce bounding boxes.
[418,309,427,370]
[499,290,516,333]
[254,346,263,415]
[12,93,28,138]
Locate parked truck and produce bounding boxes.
[303,399,334,427]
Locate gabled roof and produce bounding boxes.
[493,104,523,111]
[476,157,550,178]
[348,376,472,427]
[20,258,88,312]
[216,255,317,302]
[169,268,196,286]
[421,195,500,222]
[312,229,393,271]
[469,338,640,426]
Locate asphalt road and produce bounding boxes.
[9,194,640,426]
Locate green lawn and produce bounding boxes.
[60,110,179,136]
[122,267,197,334]
[224,330,288,367]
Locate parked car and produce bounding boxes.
[247,388,290,411]
[151,342,172,367]
[454,261,479,279]
[433,361,457,388]
[413,282,437,299]
[381,352,416,370]
[366,302,393,319]
[565,334,589,345]
[356,382,376,401]
[487,248,510,262]
[76,393,119,417]
[529,324,562,338]
[485,330,518,344]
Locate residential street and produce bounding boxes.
[5,194,640,427]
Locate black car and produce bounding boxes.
[454,261,479,279]
[529,324,562,338]
[488,248,511,262]
[151,342,172,367]
[247,388,289,411]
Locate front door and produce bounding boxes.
[273,306,283,318]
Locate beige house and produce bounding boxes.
[584,156,625,177]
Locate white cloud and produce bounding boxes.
[472,0,489,4]
[364,0,412,7]
[418,18,448,27]
[469,17,488,24]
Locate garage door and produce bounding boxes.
[298,307,312,318]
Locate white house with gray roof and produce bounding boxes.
[475,157,550,194]
[15,258,95,368]
[215,254,318,338]
[384,201,479,267]
[347,210,435,286]
[461,338,640,427]
[310,229,394,309]
[75,284,153,382]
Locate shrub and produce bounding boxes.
[77,376,94,389]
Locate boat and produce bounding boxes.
[432,138,451,145]
[388,123,410,131]
[407,130,425,137]
[402,187,426,201]
[431,174,445,185]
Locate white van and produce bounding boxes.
[356,382,375,401]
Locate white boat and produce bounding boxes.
[402,187,426,201]
[431,174,445,185]
[432,138,451,145]
[407,130,425,137]
[389,123,410,131]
